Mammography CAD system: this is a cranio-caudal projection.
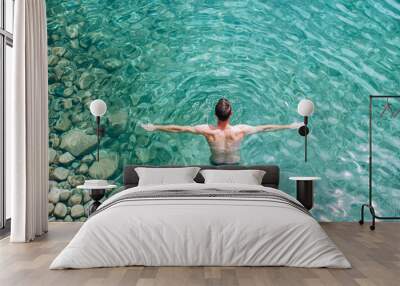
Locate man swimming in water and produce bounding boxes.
[142,98,303,165]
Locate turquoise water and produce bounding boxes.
[47,0,400,221]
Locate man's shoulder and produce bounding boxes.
[232,124,256,134]
[194,124,214,132]
[233,124,252,130]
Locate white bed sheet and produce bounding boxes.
[50,183,350,269]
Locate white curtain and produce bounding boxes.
[8,0,49,242]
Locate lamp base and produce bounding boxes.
[298,126,310,136]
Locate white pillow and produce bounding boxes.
[200,169,266,185]
[135,167,200,186]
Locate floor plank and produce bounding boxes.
[0,222,399,286]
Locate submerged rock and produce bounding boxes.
[48,55,59,66]
[64,215,73,222]
[81,154,95,164]
[62,99,73,109]
[60,129,97,157]
[57,181,71,189]
[49,148,57,164]
[108,110,128,136]
[51,167,69,181]
[58,152,75,165]
[48,203,55,215]
[71,205,85,218]
[84,201,91,217]
[77,163,89,174]
[66,24,79,39]
[103,58,123,71]
[67,175,85,187]
[54,114,72,132]
[59,189,71,202]
[82,189,91,204]
[78,72,94,90]
[68,191,83,206]
[135,148,151,163]
[71,162,80,169]
[51,46,67,57]
[54,67,65,81]
[71,112,89,125]
[79,36,91,49]
[48,83,64,97]
[49,134,61,148]
[63,87,74,97]
[88,151,119,179]
[54,202,67,218]
[49,180,58,190]
[48,189,60,204]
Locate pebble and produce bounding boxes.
[68,192,83,206]
[59,189,71,202]
[66,24,79,39]
[77,163,89,174]
[54,203,67,218]
[49,148,57,164]
[60,129,97,157]
[88,151,119,179]
[67,175,85,187]
[48,203,55,215]
[51,46,67,57]
[82,189,91,204]
[103,58,123,71]
[51,167,69,181]
[63,87,74,97]
[59,152,75,165]
[81,154,95,164]
[54,114,72,132]
[78,72,94,90]
[48,189,60,204]
[49,134,61,148]
[71,205,85,218]
[48,55,59,66]
[108,110,128,136]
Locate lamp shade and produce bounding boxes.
[297,99,314,117]
[90,99,107,117]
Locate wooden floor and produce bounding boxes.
[0,222,399,286]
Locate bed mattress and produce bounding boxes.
[50,183,350,269]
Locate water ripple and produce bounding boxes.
[47,0,400,221]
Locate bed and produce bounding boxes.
[50,165,350,269]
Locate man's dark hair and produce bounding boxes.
[215,98,232,121]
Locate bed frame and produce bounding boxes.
[123,165,280,189]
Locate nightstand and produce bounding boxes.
[77,181,117,215]
[289,177,321,210]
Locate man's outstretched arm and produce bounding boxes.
[238,122,303,135]
[142,123,208,134]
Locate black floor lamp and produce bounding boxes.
[297,99,315,162]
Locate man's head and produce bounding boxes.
[215,98,232,122]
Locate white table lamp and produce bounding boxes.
[90,99,107,161]
[297,99,315,162]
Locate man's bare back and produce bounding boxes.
[142,98,302,165]
[142,122,301,165]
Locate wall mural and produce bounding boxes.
[47,0,400,222]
